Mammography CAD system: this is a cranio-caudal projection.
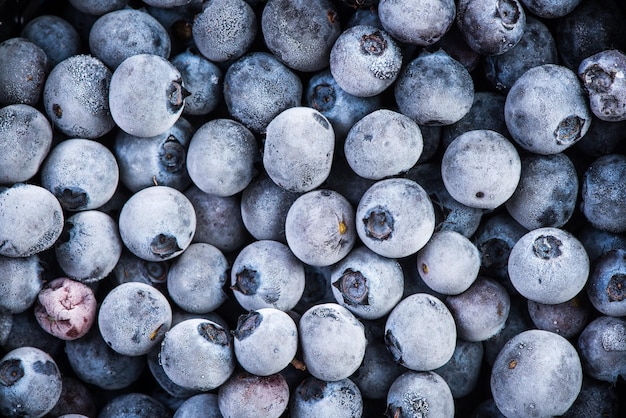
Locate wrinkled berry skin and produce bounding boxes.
[491,329,582,418]
[385,371,455,418]
[577,315,626,383]
[290,377,363,418]
[505,64,591,154]
[217,371,289,418]
[581,154,626,233]
[0,37,48,106]
[587,249,626,317]
[578,49,626,122]
[378,0,456,46]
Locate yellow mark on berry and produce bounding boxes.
[421,263,429,274]
[338,219,348,235]
[150,324,163,341]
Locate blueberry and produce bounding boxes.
[0,183,64,258]
[160,318,235,391]
[285,189,356,266]
[0,104,53,184]
[578,49,626,122]
[527,295,590,340]
[445,277,510,342]
[330,245,404,320]
[290,376,364,418]
[508,227,589,304]
[34,277,97,341]
[47,376,97,418]
[187,118,259,197]
[240,174,301,243]
[456,0,526,56]
[520,0,582,18]
[434,338,484,399]
[299,302,367,382]
[192,0,257,63]
[572,116,626,159]
[323,155,376,208]
[505,153,579,230]
[504,64,592,154]
[114,116,194,193]
[146,343,202,399]
[385,371,454,418]
[0,254,44,314]
[118,186,196,262]
[351,338,405,401]
[262,0,341,72]
[98,393,172,418]
[483,16,558,92]
[580,154,626,233]
[1,310,64,357]
[356,178,435,258]
[184,185,250,253]
[586,249,626,317]
[395,49,474,126]
[167,243,229,314]
[0,37,48,106]
[293,264,335,315]
[384,293,456,371]
[98,281,172,356]
[378,0,456,46]
[231,239,305,311]
[232,308,298,376]
[577,223,626,264]
[67,0,129,15]
[344,109,423,180]
[170,48,222,116]
[0,346,62,418]
[109,53,188,138]
[21,15,82,68]
[562,376,620,418]
[433,23,482,73]
[577,315,626,383]
[330,25,402,97]
[173,393,222,418]
[89,8,170,69]
[224,51,303,134]
[491,329,583,417]
[112,249,170,287]
[441,129,521,210]
[41,138,119,211]
[217,371,289,418]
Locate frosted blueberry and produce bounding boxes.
[386,371,455,418]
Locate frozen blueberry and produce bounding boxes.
[262,0,341,72]
[484,16,558,92]
[505,153,579,230]
[395,49,474,126]
[285,189,356,267]
[519,0,582,18]
[98,393,172,418]
[577,223,626,265]
[441,129,521,210]
[89,8,170,69]
[299,302,367,382]
[67,0,129,15]
[573,116,626,159]
[263,106,334,192]
[98,281,172,356]
[586,249,626,317]
[384,293,456,371]
[344,109,423,180]
[170,48,222,116]
[231,240,305,311]
[416,230,481,296]
[508,227,589,304]
[112,249,170,288]
[43,54,115,139]
[456,0,526,56]
[562,376,620,418]
[527,295,590,340]
[20,15,82,67]
[578,49,626,122]
[577,315,626,383]
[0,183,64,258]
[233,308,298,376]
[41,138,119,211]
[173,393,222,418]
[378,0,455,46]
[167,243,228,314]
[114,116,193,193]
[0,37,48,106]
[306,69,382,140]
[504,64,592,154]
[240,174,301,243]
[0,346,62,418]
[193,0,256,62]
[491,329,583,417]
[109,53,187,138]
[187,118,259,197]
[146,343,202,400]
[581,154,626,233]
[445,277,510,342]
[0,104,53,184]
[330,246,404,320]
[290,376,363,418]
[47,376,97,418]
[351,338,405,401]
[330,25,402,97]
[54,210,123,282]
[434,339,483,399]
[118,186,196,262]
[160,318,235,391]
[184,185,250,253]
[34,277,96,341]
[218,371,289,418]
[1,310,63,357]
[0,254,44,314]
[385,371,454,418]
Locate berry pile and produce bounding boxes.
[1,0,626,417]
